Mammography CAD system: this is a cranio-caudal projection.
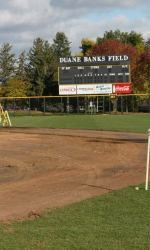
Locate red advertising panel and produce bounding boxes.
[113,83,132,94]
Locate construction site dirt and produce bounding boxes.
[0,128,147,222]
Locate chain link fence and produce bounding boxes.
[0,94,150,116]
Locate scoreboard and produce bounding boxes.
[58,55,132,95]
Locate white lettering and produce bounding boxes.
[92,57,97,62]
[108,56,113,61]
[60,55,129,64]
[60,58,65,63]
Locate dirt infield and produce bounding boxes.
[0,128,147,221]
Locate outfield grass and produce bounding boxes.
[11,114,150,133]
[0,185,150,250]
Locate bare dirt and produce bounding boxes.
[0,128,147,222]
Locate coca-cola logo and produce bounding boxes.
[115,86,130,91]
[113,84,132,94]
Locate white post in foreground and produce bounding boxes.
[145,129,150,191]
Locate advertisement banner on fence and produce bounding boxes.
[113,83,132,94]
[59,85,77,95]
[77,84,112,95]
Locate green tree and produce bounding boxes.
[27,38,55,96]
[1,78,30,97]
[127,31,144,47]
[0,43,16,81]
[145,38,150,47]
[80,38,95,56]
[52,32,71,58]
[96,30,144,47]
[43,41,57,95]
[16,51,27,80]
[27,38,46,96]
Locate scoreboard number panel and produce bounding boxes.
[59,65,130,85]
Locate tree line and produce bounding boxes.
[0,30,149,97]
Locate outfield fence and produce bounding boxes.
[0,94,150,115]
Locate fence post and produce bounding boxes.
[28,98,31,115]
[126,96,128,113]
[61,97,63,113]
[121,96,123,114]
[13,99,15,116]
[67,96,69,113]
[43,98,46,113]
[109,96,111,114]
[145,129,150,190]
[96,96,98,113]
[77,96,79,113]
[103,96,105,114]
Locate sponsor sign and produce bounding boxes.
[77,84,112,95]
[113,83,132,94]
[59,85,76,95]
[77,85,96,95]
[95,84,112,94]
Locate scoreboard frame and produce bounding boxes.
[58,55,132,95]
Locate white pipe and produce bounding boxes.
[145,129,150,191]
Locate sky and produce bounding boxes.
[0,0,149,55]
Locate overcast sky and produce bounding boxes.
[0,0,149,54]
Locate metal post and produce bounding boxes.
[103,96,105,114]
[13,99,15,116]
[121,96,123,114]
[61,97,63,113]
[77,96,79,113]
[132,95,135,112]
[28,98,31,115]
[43,98,46,113]
[145,129,150,190]
[126,96,128,113]
[67,96,69,113]
[109,96,111,114]
[97,96,98,113]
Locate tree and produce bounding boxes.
[96,30,144,47]
[134,48,150,92]
[52,32,71,58]
[0,43,16,81]
[145,38,150,47]
[92,39,137,60]
[16,51,27,80]
[1,78,30,97]
[27,38,47,95]
[80,38,95,56]
[127,31,144,47]
[43,41,57,95]
[27,38,55,96]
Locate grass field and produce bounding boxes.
[1,113,149,249]
[11,113,150,133]
[0,185,150,250]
